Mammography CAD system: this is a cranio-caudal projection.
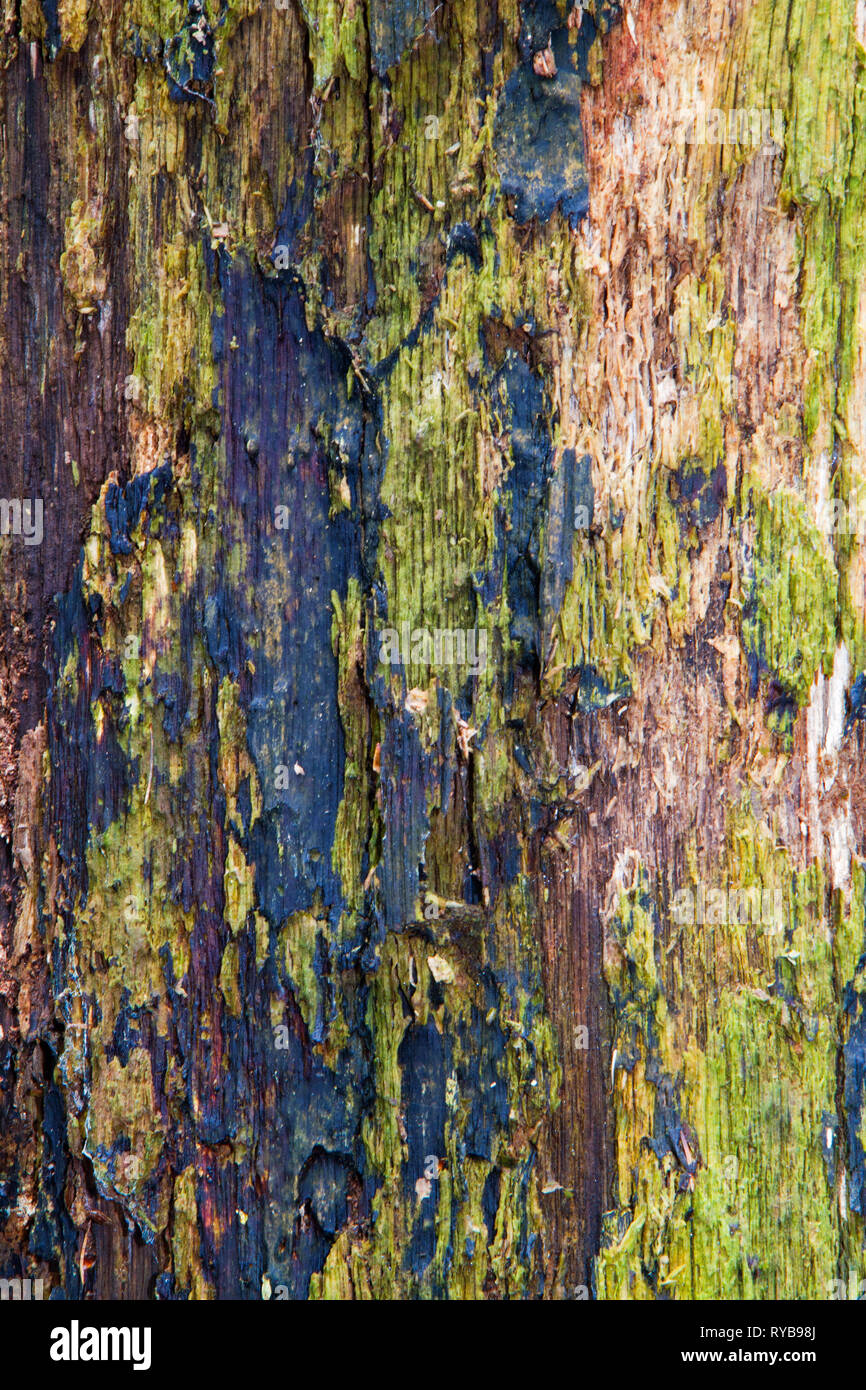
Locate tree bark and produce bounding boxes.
[2,0,866,1300]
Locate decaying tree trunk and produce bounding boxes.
[2,0,866,1300]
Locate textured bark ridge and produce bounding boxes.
[2,0,866,1300]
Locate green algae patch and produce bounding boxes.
[740,480,838,707]
[598,801,851,1299]
[542,263,734,701]
[276,906,332,1043]
[543,525,649,704]
[297,0,368,92]
[58,0,90,50]
[800,70,866,671]
[596,858,684,1300]
[346,887,556,1297]
[722,0,861,209]
[171,1166,212,1300]
[679,868,839,1298]
[124,67,222,429]
[725,0,866,701]
[672,263,736,465]
[60,198,108,320]
[85,1050,168,1232]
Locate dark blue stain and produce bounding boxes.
[399,1019,452,1274]
[39,0,61,59]
[284,1218,333,1297]
[273,176,315,263]
[459,1004,510,1158]
[87,713,134,836]
[481,1166,501,1242]
[36,204,553,1292]
[297,1148,358,1236]
[846,672,866,734]
[542,448,593,626]
[573,450,594,530]
[31,1075,78,1286]
[154,1272,185,1300]
[259,1003,372,1298]
[126,29,162,63]
[235,775,253,836]
[672,458,726,529]
[107,990,143,1066]
[164,0,222,109]
[152,669,188,743]
[647,1070,698,1187]
[369,0,435,74]
[214,254,366,932]
[97,657,125,700]
[496,828,522,886]
[374,686,459,935]
[446,222,483,270]
[574,663,631,713]
[378,711,436,934]
[493,350,554,663]
[494,61,589,226]
[104,461,173,556]
[494,2,620,226]
[844,1004,866,1215]
[202,588,242,680]
[519,0,621,70]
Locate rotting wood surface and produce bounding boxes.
[2,0,866,1300]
